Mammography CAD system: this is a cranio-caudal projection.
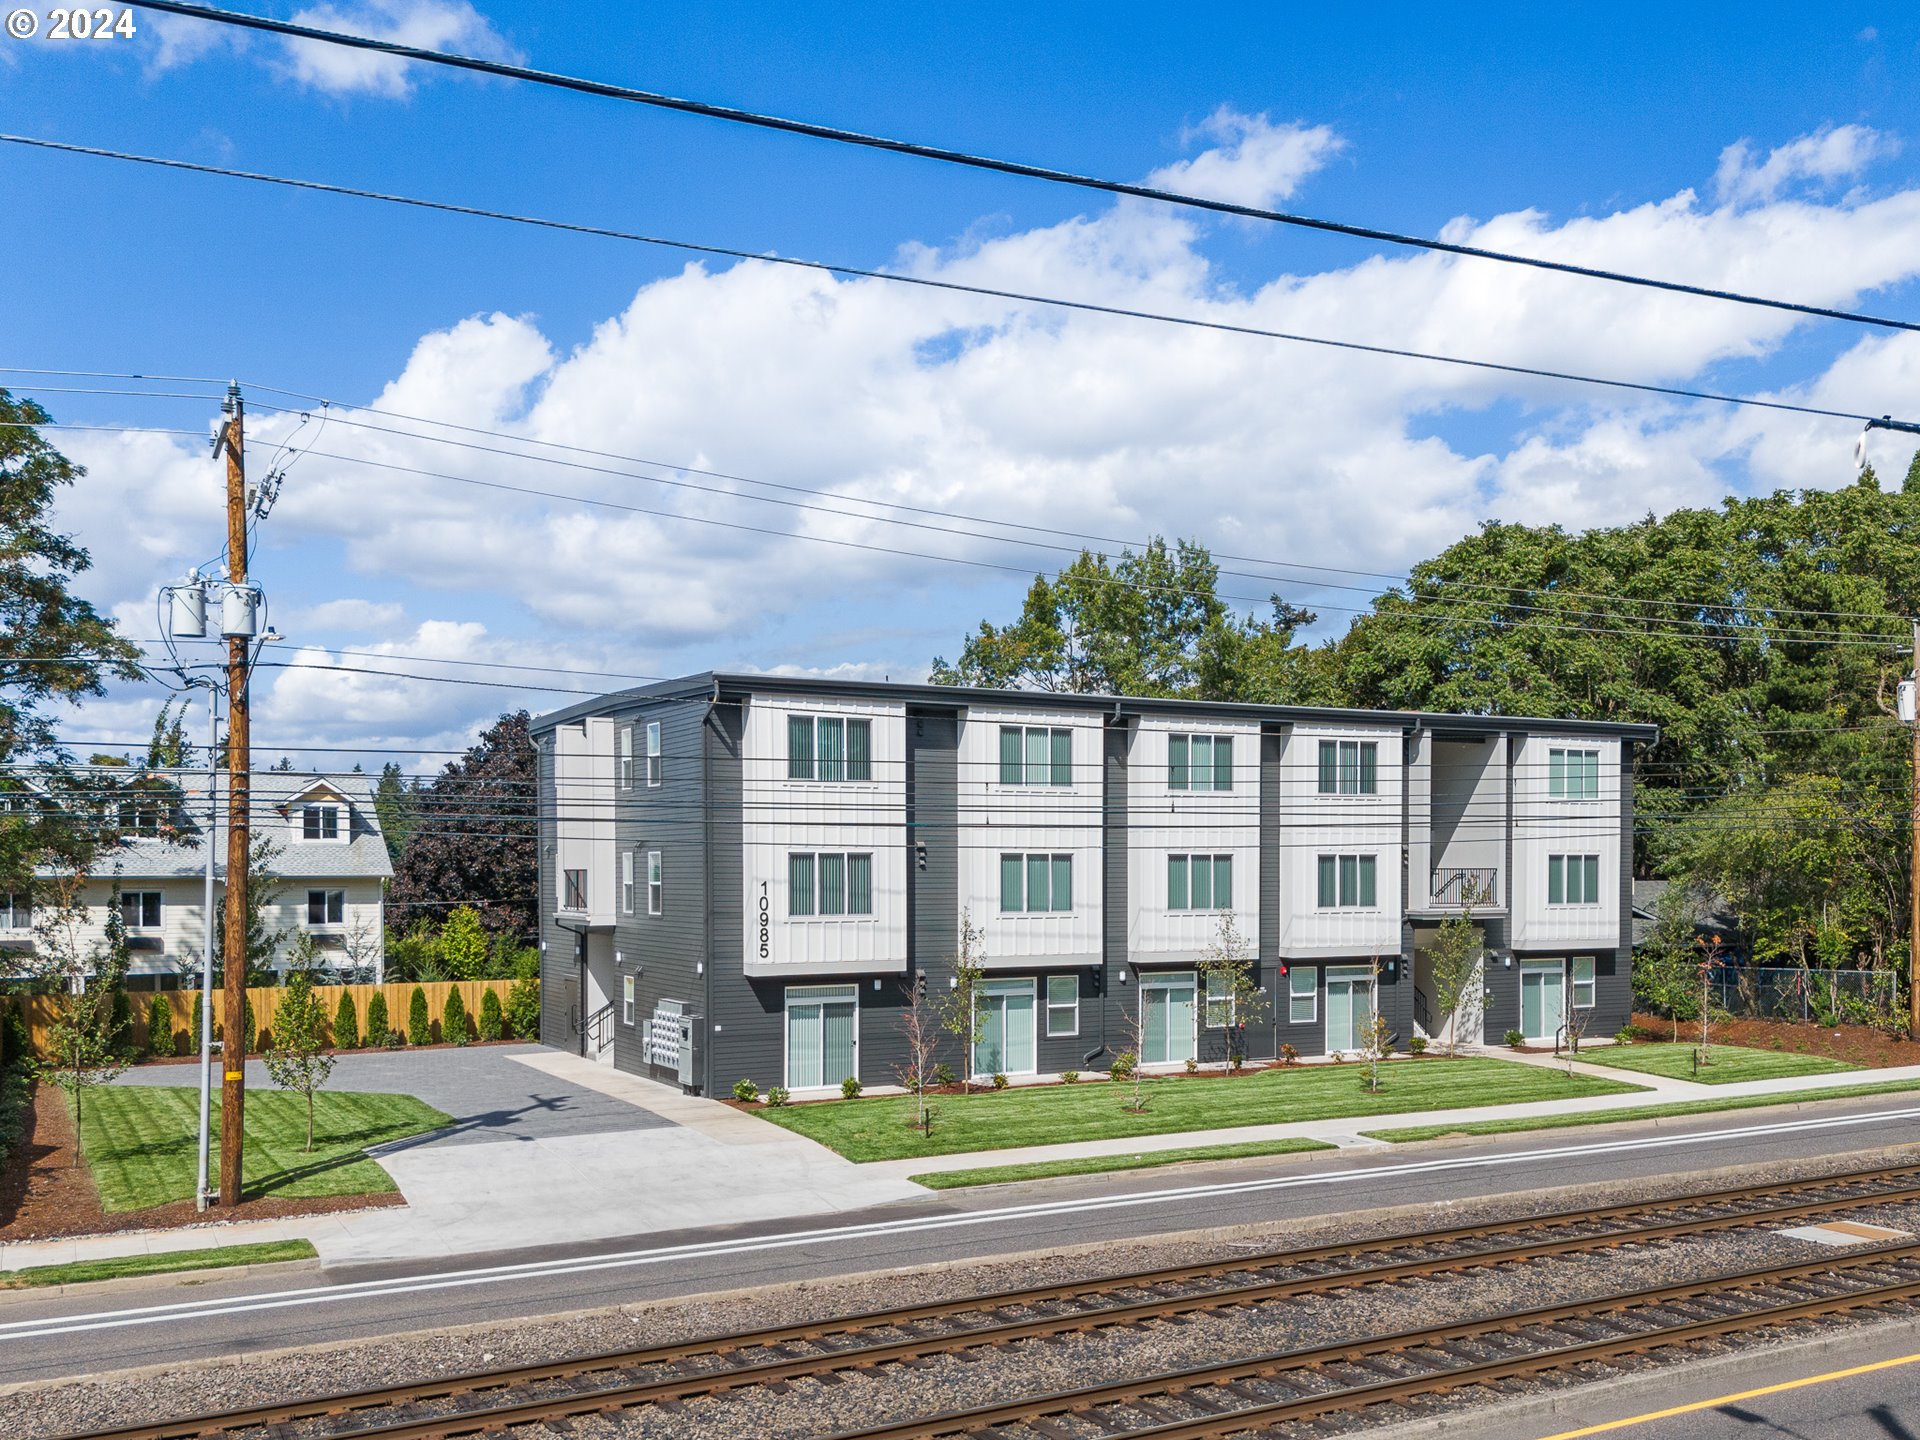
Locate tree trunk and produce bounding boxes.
[306,1088,315,1152]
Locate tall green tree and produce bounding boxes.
[213,836,290,984]
[373,763,418,863]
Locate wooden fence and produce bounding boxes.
[7,979,524,1060]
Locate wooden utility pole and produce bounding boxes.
[220,384,250,1208]
[1910,619,1919,1040]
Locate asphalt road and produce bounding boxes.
[4,1094,1920,1387]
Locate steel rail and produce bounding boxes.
[827,1241,1920,1439]
[59,1163,1920,1440]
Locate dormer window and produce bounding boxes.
[302,804,342,841]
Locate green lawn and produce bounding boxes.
[2,1240,318,1288]
[1575,1042,1856,1085]
[755,1058,1648,1163]
[76,1087,451,1212]
[910,1137,1336,1190]
[1364,1074,1920,1144]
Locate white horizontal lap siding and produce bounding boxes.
[957,707,1103,963]
[742,695,907,973]
[1127,717,1260,960]
[1275,725,1404,956]
[1511,734,1622,949]
[63,879,206,975]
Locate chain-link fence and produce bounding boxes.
[1709,966,1903,1027]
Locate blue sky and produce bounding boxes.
[6,2,1920,766]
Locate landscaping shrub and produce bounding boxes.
[407,986,432,1046]
[109,988,135,1058]
[1110,1051,1137,1082]
[1184,1057,1199,1074]
[439,907,489,981]
[242,998,258,1055]
[991,1072,1009,1090]
[1505,1029,1526,1048]
[188,996,203,1059]
[840,1076,863,1100]
[1280,1043,1298,1066]
[1614,1027,1636,1046]
[503,975,540,1040]
[765,1086,790,1107]
[0,1000,30,1065]
[733,1078,760,1102]
[478,988,504,1042]
[146,996,174,1059]
[1408,1036,1428,1055]
[365,992,391,1047]
[1060,1070,1079,1084]
[932,1062,955,1087]
[333,992,361,1050]
[442,987,471,1046]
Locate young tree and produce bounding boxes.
[1196,912,1268,1068]
[406,985,432,1045]
[1426,881,1486,1056]
[894,973,942,1136]
[32,875,132,1161]
[213,835,290,984]
[340,917,382,985]
[263,973,335,1152]
[1635,884,1704,1041]
[1360,955,1393,1094]
[477,986,504,1042]
[938,911,986,1090]
[442,985,471,1045]
[439,906,489,981]
[332,990,361,1050]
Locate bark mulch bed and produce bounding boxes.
[1632,1010,1920,1068]
[0,1081,401,1243]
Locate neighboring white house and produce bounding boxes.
[0,769,391,989]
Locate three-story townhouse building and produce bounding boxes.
[533,675,1652,1096]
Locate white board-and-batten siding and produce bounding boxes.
[1509,733,1622,950]
[1274,723,1404,958]
[1126,717,1259,964]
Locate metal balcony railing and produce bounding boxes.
[1430,867,1498,908]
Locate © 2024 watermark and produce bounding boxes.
[7,7,139,40]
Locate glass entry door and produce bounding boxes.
[1325,965,1374,1053]
[1520,963,1565,1045]
[787,984,858,1089]
[1140,972,1197,1065]
[974,978,1037,1076]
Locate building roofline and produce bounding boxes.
[532,670,1659,743]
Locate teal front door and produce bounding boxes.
[1521,964,1565,1044]
[974,979,1037,1076]
[1325,965,1373,1053]
[1141,974,1197,1065]
[786,984,858,1089]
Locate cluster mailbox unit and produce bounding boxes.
[533,674,1652,1096]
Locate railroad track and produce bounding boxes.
[63,1162,1920,1440]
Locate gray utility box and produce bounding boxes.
[676,1011,704,1093]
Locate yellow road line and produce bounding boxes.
[1535,1349,1920,1438]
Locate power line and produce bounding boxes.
[122,1,1920,336]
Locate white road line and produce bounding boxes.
[3,1103,1917,1343]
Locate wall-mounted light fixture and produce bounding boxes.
[1118,968,1129,985]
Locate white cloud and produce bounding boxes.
[278,0,519,97]
[294,598,407,633]
[1147,109,1343,209]
[1713,124,1898,206]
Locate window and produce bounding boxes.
[1168,733,1234,792]
[1288,965,1317,1024]
[563,868,587,910]
[1204,970,1235,1028]
[1168,854,1234,911]
[618,728,634,790]
[1046,975,1079,1037]
[117,800,163,836]
[621,851,635,915]
[0,894,31,931]
[301,804,341,841]
[999,725,1072,786]
[623,974,636,1026]
[999,853,1073,912]
[1572,955,1596,1008]
[1547,854,1603,905]
[788,715,872,781]
[119,890,162,930]
[1317,740,1378,795]
[305,889,344,927]
[1549,748,1601,799]
[788,853,875,917]
[647,851,663,916]
[1316,854,1378,908]
[646,721,663,787]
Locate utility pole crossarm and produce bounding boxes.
[1868,416,1920,438]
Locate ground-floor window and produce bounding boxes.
[1287,965,1317,1024]
[1572,955,1596,1009]
[1139,970,1197,1065]
[1045,974,1079,1037]
[974,977,1037,1076]
[786,983,858,1089]
[1324,964,1374,1053]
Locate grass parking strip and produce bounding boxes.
[909,1136,1336,1189]
[1364,1076,1920,1143]
[1575,1042,1856,1085]
[1,1239,318,1288]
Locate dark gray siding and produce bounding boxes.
[1090,719,1129,1070]
[536,731,577,1052]
[907,710,961,1076]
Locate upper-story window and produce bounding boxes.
[1000,726,1071,786]
[1168,854,1233,911]
[646,721,663,786]
[301,804,342,841]
[119,890,162,930]
[788,852,874,917]
[647,851,663,915]
[1000,853,1072,913]
[1168,733,1233,792]
[116,800,165,837]
[0,893,30,931]
[1317,740,1377,795]
[787,715,872,781]
[621,851,635,915]
[1316,854,1377,909]
[562,868,587,911]
[306,889,344,927]
[618,728,634,790]
[1548,854,1602,905]
[1549,748,1601,799]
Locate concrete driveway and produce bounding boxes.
[116,1045,923,1265]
